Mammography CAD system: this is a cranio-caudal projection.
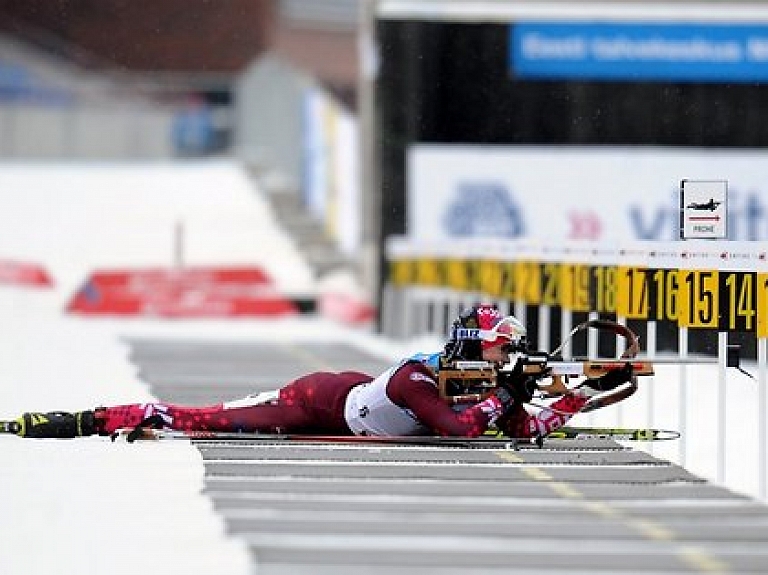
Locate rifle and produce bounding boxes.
[438,318,748,407]
[437,355,652,405]
[519,354,655,378]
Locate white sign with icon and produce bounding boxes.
[680,180,727,240]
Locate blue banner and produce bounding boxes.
[510,22,768,82]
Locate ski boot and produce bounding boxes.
[14,410,99,438]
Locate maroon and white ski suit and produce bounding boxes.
[97,360,587,438]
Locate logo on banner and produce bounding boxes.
[568,211,602,239]
[442,182,525,238]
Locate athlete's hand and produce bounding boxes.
[495,359,537,407]
[593,362,634,391]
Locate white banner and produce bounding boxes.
[302,88,361,255]
[407,145,768,242]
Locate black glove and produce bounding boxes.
[592,362,634,391]
[494,359,537,409]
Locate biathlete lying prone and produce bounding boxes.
[5,305,635,441]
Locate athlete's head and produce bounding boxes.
[443,304,528,365]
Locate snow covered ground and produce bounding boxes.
[0,160,316,299]
[0,160,765,575]
[0,160,424,575]
[0,290,417,575]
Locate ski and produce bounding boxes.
[113,425,679,446]
[113,428,528,448]
[0,420,20,434]
[544,426,680,441]
[5,419,680,444]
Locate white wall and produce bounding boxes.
[0,103,175,159]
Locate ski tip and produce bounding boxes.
[0,420,21,435]
[546,426,681,441]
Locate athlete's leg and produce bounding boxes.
[12,400,311,438]
[14,371,370,438]
[95,400,312,435]
[96,370,366,435]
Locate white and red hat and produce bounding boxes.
[475,305,527,350]
[445,304,528,361]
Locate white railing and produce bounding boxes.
[383,237,768,501]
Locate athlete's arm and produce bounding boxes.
[386,363,505,437]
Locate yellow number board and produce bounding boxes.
[678,270,719,329]
[758,273,768,338]
[560,264,591,312]
[514,261,541,305]
[718,271,756,333]
[616,266,647,319]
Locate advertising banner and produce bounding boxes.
[67,266,298,317]
[511,22,768,83]
[0,260,53,287]
[407,145,768,242]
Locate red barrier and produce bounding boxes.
[318,291,376,325]
[0,260,54,288]
[67,266,298,317]
[86,267,272,288]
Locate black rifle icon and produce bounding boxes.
[686,198,722,211]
